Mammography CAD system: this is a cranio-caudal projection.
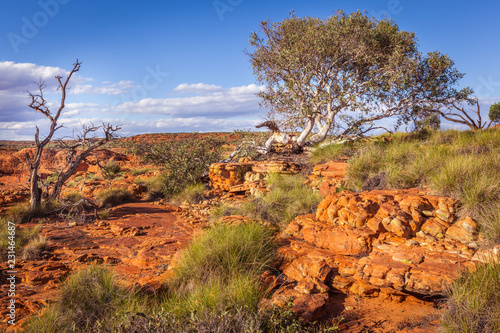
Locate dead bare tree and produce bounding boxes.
[44,122,121,201]
[426,97,494,130]
[25,59,120,210]
[26,60,81,210]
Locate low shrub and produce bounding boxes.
[130,167,153,176]
[102,160,122,179]
[237,173,321,229]
[99,210,110,220]
[5,202,54,224]
[22,235,47,260]
[96,188,134,207]
[0,217,42,261]
[171,183,206,205]
[144,138,222,198]
[310,141,358,164]
[135,174,166,200]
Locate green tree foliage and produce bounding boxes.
[145,138,223,198]
[248,11,468,145]
[490,102,500,124]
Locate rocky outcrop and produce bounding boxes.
[308,161,348,196]
[0,148,130,177]
[209,160,302,193]
[265,189,486,324]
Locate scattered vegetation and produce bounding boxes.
[99,210,110,220]
[164,222,276,314]
[134,174,166,201]
[142,137,223,198]
[24,265,148,333]
[23,224,337,332]
[312,129,500,242]
[309,141,357,164]
[0,216,42,261]
[171,183,206,205]
[102,160,122,179]
[96,188,134,208]
[441,262,500,333]
[22,235,48,260]
[212,173,320,230]
[129,167,153,176]
[5,202,54,224]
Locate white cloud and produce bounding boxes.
[115,83,265,117]
[174,83,223,93]
[69,80,137,95]
[0,61,137,99]
[0,63,267,140]
[0,61,68,93]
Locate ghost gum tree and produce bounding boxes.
[247,11,469,147]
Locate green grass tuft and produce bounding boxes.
[441,262,500,332]
[164,222,276,315]
[171,183,206,205]
[24,265,148,333]
[96,188,134,207]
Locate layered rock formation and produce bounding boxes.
[209,160,302,193]
[264,189,492,326]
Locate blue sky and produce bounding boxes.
[1,0,499,140]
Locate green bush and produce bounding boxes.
[96,188,134,207]
[171,183,206,205]
[102,160,121,179]
[144,138,222,198]
[489,102,500,124]
[441,262,500,332]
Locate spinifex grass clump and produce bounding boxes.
[309,140,359,164]
[102,160,122,179]
[24,266,147,333]
[0,216,42,261]
[171,183,206,205]
[96,187,134,208]
[213,173,321,230]
[441,262,500,333]
[164,222,276,315]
